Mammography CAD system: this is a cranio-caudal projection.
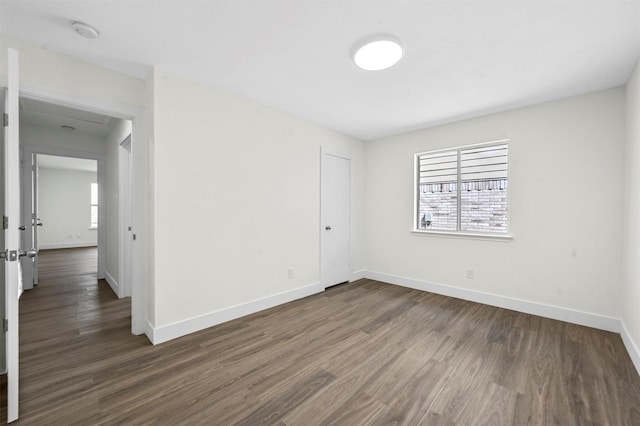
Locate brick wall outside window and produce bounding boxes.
[418,179,508,232]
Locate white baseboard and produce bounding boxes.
[104,270,120,298]
[351,270,366,281]
[365,270,621,333]
[39,242,98,250]
[150,282,324,345]
[145,320,156,344]
[620,321,640,376]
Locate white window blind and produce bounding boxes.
[460,144,508,184]
[418,151,458,231]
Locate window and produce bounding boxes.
[415,141,509,235]
[90,182,98,229]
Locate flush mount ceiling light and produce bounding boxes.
[71,21,99,39]
[61,125,75,131]
[354,39,403,71]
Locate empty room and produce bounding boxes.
[1,1,640,424]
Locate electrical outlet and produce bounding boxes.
[465,268,474,279]
[288,268,294,279]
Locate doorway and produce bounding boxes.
[19,96,133,302]
[24,154,99,289]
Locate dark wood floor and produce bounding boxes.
[1,247,639,424]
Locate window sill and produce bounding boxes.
[88,226,98,231]
[411,229,513,241]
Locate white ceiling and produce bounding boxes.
[20,97,114,137]
[37,154,97,173]
[1,1,639,141]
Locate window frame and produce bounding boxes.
[412,139,512,240]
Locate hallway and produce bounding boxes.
[0,248,143,424]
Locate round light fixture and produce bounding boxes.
[72,21,99,39]
[354,39,403,71]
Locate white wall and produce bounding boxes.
[105,119,132,293]
[623,60,640,368]
[150,68,364,337]
[364,88,625,324]
[38,167,98,249]
[0,35,144,110]
[145,69,156,327]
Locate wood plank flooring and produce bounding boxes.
[1,247,639,424]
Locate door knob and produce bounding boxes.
[18,226,25,231]
[19,249,37,259]
[325,226,332,230]
[37,222,43,226]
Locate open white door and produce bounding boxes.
[4,48,22,423]
[320,149,351,288]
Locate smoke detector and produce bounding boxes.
[72,21,99,39]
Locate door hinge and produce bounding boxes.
[2,215,8,230]
[3,319,7,333]
[2,113,8,127]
